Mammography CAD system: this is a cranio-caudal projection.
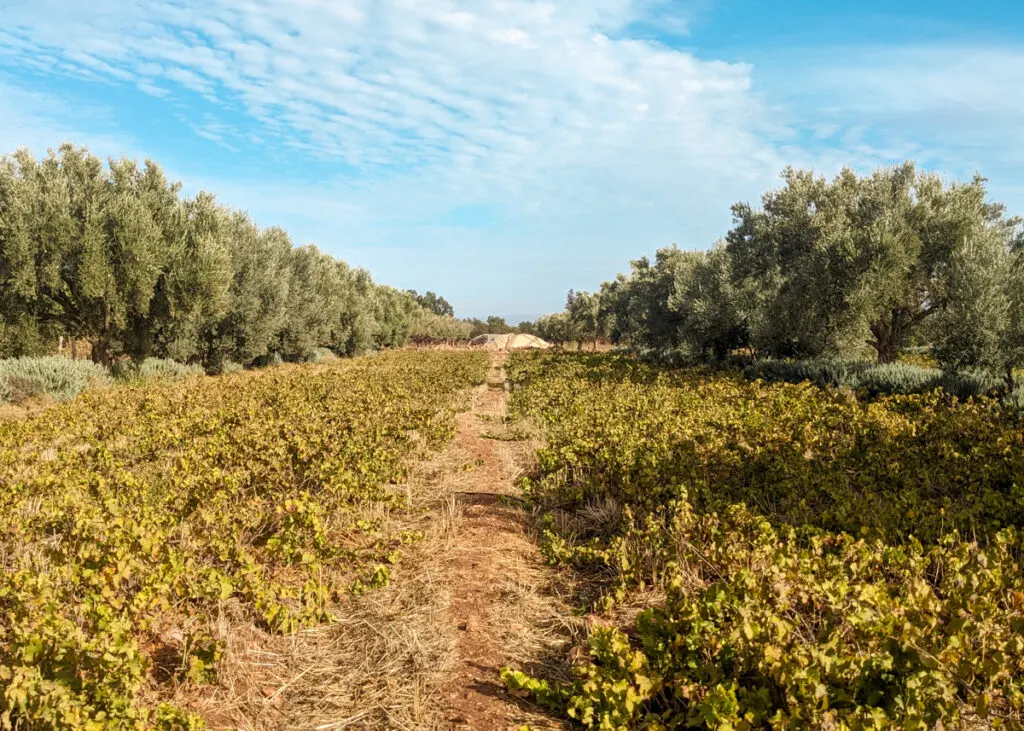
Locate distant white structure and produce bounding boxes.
[469,333,551,350]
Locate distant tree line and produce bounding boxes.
[0,144,477,368]
[407,289,454,318]
[533,163,1024,387]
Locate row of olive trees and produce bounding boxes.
[0,144,470,368]
[522,292,601,349]
[537,163,1024,383]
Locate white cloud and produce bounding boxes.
[0,0,780,206]
[4,1,1022,316]
[0,79,139,160]
[137,80,171,98]
[765,46,1024,172]
[164,66,215,95]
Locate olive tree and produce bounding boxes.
[727,164,1017,363]
[566,289,601,350]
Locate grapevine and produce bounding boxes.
[505,352,1024,729]
[0,351,488,728]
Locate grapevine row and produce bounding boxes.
[504,352,1024,729]
[0,350,488,728]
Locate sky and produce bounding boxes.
[1,1,1023,321]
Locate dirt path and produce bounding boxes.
[443,354,572,731]
[189,352,574,730]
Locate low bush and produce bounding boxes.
[137,357,205,381]
[111,357,205,383]
[1006,388,1024,412]
[218,360,244,375]
[0,350,489,726]
[853,361,938,395]
[251,352,285,369]
[745,357,880,391]
[634,346,699,369]
[511,353,1024,544]
[306,347,339,364]
[0,356,111,403]
[520,500,1024,729]
[746,357,1009,402]
[935,367,1006,400]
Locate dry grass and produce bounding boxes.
[183,530,461,730]
[166,420,481,729]
[0,394,54,422]
[486,543,585,684]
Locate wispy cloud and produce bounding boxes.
[2,1,1022,317]
[137,80,172,98]
[763,45,1024,182]
[0,77,139,159]
[1,0,779,199]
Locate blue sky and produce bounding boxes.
[2,1,1023,322]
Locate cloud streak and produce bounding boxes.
[2,2,1023,317]
[2,0,778,200]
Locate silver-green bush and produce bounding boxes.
[744,358,873,390]
[746,357,1008,402]
[112,358,205,383]
[138,358,204,381]
[0,357,111,403]
[305,347,339,364]
[251,352,284,369]
[855,362,939,396]
[1004,388,1024,412]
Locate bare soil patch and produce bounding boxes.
[443,355,579,731]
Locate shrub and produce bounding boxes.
[1005,387,1024,412]
[0,356,111,403]
[0,350,489,726]
[112,357,205,383]
[137,358,205,381]
[747,357,1010,403]
[744,357,872,390]
[935,367,1005,400]
[853,361,938,396]
[251,352,284,369]
[511,353,1024,545]
[635,346,698,369]
[218,360,244,375]
[306,347,339,364]
[532,502,1024,729]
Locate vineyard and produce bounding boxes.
[503,352,1024,729]
[3,347,1023,730]
[4,7,1024,727]
[0,351,488,728]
